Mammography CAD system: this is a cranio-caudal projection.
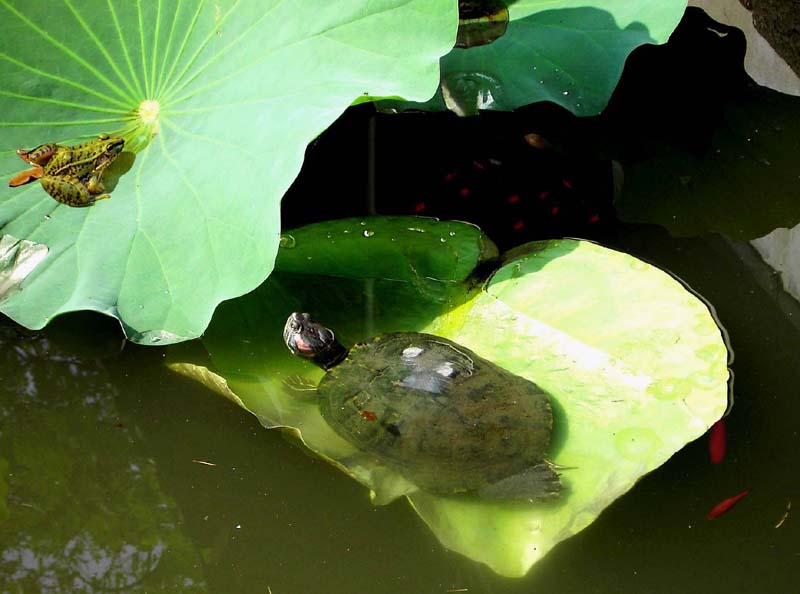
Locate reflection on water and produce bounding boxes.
[0,321,205,594]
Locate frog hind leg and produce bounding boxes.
[18,143,58,166]
[8,166,43,188]
[40,174,94,207]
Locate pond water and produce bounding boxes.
[1,8,799,594]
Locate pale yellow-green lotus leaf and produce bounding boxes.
[168,221,729,577]
[409,239,729,575]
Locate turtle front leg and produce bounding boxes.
[40,175,95,207]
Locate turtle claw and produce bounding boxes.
[282,375,318,401]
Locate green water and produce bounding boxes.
[0,227,798,594]
[2,5,800,590]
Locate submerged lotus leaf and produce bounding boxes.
[0,0,456,343]
[168,218,729,577]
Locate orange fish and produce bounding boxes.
[707,489,750,520]
[708,419,726,464]
[523,132,553,150]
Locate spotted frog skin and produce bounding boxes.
[12,134,124,206]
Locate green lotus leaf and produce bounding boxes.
[0,0,456,344]
[381,0,686,116]
[168,218,729,576]
[276,215,498,281]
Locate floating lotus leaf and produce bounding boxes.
[169,217,730,576]
[381,0,687,116]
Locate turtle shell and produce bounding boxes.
[317,332,554,495]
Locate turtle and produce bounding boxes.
[283,312,562,500]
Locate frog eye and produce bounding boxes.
[105,140,124,154]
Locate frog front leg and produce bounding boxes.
[85,174,111,202]
[40,174,96,207]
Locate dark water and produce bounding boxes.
[1,8,799,594]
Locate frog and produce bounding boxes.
[9,134,125,207]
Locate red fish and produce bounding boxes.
[707,489,750,519]
[360,410,377,422]
[708,419,726,464]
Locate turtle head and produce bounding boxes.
[284,312,347,370]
